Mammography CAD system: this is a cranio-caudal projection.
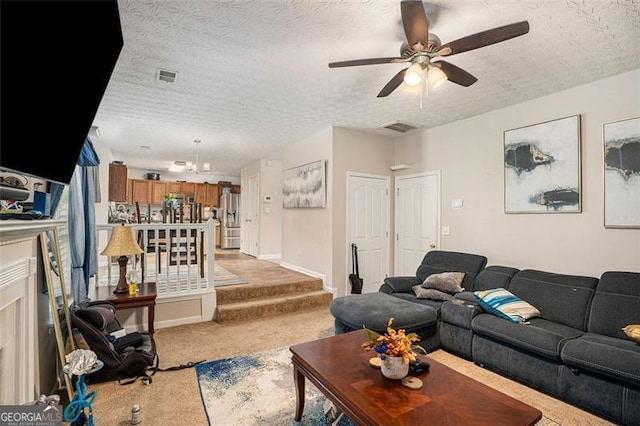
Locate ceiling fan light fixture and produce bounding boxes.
[202,162,210,172]
[403,63,423,87]
[427,65,447,89]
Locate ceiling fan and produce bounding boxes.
[328,1,530,97]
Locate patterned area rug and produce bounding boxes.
[196,345,559,426]
[196,346,353,425]
[213,263,248,287]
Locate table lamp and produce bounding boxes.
[100,224,143,294]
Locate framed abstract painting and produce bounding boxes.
[282,160,326,208]
[603,116,640,228]
[504,115,581,213]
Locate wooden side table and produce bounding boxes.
[94,282,157,334]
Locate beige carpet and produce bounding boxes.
[88,306,613,426]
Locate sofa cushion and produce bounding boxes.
[389,292,444,312]
[588,272,640,339]
[474,288,540,323]
[471,265,520,292]
[561,333,640,387]
[412,285,454,301]
[420,271,465,294]
[329,292,438,334]
[508,270,598,331]
[415,251,487,290]
[472,315,583,360]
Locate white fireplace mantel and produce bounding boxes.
[0,219,65,404]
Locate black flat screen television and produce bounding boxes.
[0,0,124,185]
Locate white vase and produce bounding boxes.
[380,356,409,379]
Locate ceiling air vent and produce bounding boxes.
[380,121,422,133]
[156,69,178,83]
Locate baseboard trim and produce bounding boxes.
[155,316,203,330]
[257,253,281,261]
[279,262,332,293]
[120,315,203,333]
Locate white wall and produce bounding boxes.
[279,128,333,285]
[259,159,283,257]
[331,127,395,296]
[394,69,640,277]
[240,159,283,258]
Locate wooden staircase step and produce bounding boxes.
[215,278,325,304]
[215,290,333,323]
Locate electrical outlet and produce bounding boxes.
[442,226,450,235]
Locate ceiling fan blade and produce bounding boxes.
[377,68,408,98]
[328,57,401,68]
[440,21,530,56]
[436,61,478,87]
[401,1,429,48]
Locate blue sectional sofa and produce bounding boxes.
[329,251,640,425]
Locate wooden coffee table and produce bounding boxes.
[290,330,542,425]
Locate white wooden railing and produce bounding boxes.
[96,219,216,298]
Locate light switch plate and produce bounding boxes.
[451,199,464,209]
[442,226,450,235]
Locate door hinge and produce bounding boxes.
[396,233,399,241]
[386,188,389,196]
[396,188,400,196]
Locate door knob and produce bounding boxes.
[430,244,436,249]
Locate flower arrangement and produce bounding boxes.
[362,318,425,364]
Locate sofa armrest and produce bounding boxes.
[441,296,484,329]
[454,291,478,303]
[379,276,421,294]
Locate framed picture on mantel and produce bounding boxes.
[504,115,581,214]
[603,116,640,228]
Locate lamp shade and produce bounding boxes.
[100,224,143,257]
[403,63,423,87]
[427,66,448,89]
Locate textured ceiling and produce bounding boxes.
[93,0,640,176]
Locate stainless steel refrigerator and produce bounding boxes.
[219,193,241,249]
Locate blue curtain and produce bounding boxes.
[68,138,100,305]
[48,183,65,217]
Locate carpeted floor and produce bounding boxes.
[87,306,613,426]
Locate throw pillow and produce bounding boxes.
[422,272,465,294]
[412,285,454,301]
[622,325,640,343]
[474,288,541,323]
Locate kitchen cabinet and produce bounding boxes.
[168,181,182,195]
[130,179,152,204]
[108,163,128,202]
[151,181,168,204]
[194,183,206,203]
[231,184,241,194]
[126,179,132,204]
[181,182,196,197]
[205,184,218,206]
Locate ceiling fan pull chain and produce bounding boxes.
[420,68,428,110]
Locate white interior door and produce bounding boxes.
[240,174,259,257]
[347,173,390,294]
[394,171,440,276]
